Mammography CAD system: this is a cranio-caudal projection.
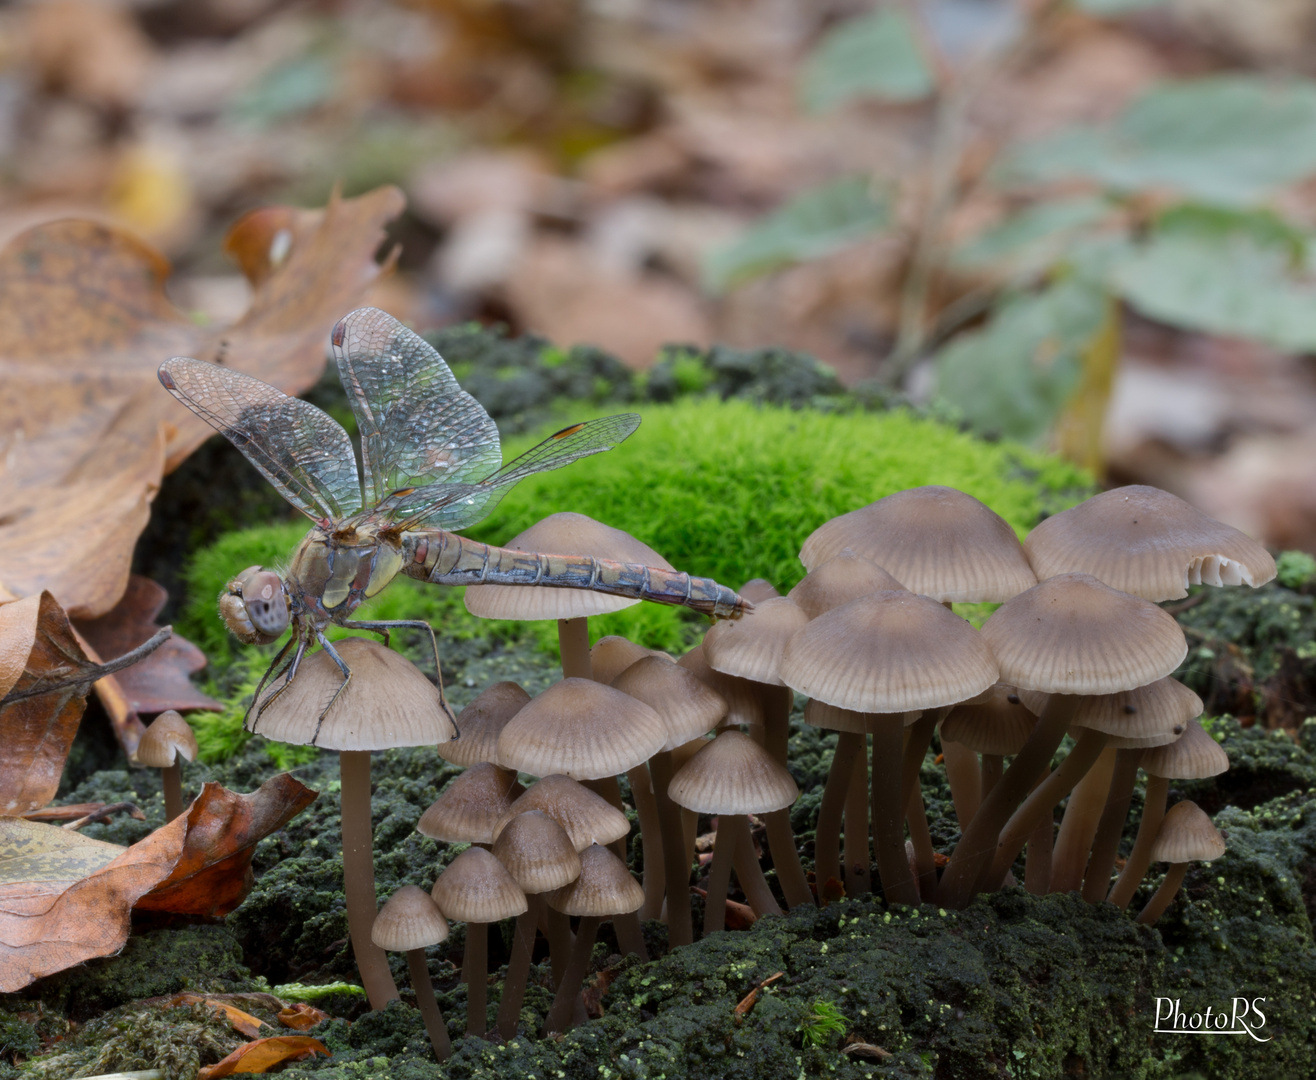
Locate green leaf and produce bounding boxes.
[935,278,1108,443]
[951,196,1115,275]
[1109,229,1316,352]
[704,177,889,292]
[799,10,934,113]
[998,76,1316,206]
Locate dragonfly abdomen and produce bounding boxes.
[403,530,746,619]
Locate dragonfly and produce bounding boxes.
[158,307,748,741]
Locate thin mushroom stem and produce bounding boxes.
[407,947,452,1061]
[161,762,184,823]
[901,711,938,900]
[729,814,781,916]
[703,813,739,936]
[1108,775,1169,909]
[557,617,591,680]
[339,750,401,1010]
[980,754,1003,803]
[543,915,602,1033]
[627,763,666,920]
[843,740,872,896]
[496,903,539,1040]
[936,695,1080,909]
[759,686,814,909]
[942,736,981,830]
[872,717,920,906]
[1023,782,1053,895]
[1136,862,1188,925]
[613,907,648,959]
[650,750,695,947]
[982,728,1109,892]
[1082,747,1143,903]
[544,906,574,987]
[814,731,856,894]
[1050,744,1117,893]
[463,920,489,1037]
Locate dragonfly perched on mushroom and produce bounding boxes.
[159,307,748,739]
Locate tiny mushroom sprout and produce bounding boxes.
[668,729,799,934]
[1024,484,1276,600]
[136,710,198,823]
[251,637,457,1010]
[417,762,524,846]
[495,676,664,957]
[435,681,531,768]
[780,590,998,905]
[491,810,582,1039]
[542,844,645,1035]
[430,845,528,1038]
[464,511,681,680]
[610,654,728,945]
[935,573,1187,910]
[371,885,452,1061]
[994,677,1198,895]
[1135,801,1226,925]
[1109,719,1230,909]
[703,597,813,911]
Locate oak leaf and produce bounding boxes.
[0,773,316,991]
[0,185,405,619]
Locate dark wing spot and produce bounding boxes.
[551,423,586,439]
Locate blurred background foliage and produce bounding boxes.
[7,0,1316,552]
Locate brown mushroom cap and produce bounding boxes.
[738,578,782,604]
[496,677,666,779]
[1016,677,1202,742]
[703,597,809,686]
[371,884,450,951]
[251,638,457,750]
[491,810,582,893]
[590,636,661,685]
[611,655,727,751]
[417,762,524,844]
[779,590,999,713]
[667,730,799,814]
[979,573,1187,695]
[464,512,673,620]
[677,644,765,727]
[1149,800,1226,863]
[436,681,531,768]
[430,846,528,923]
[492,774,630,851]
[799,486,1037,602]
[787,551,906,619]
[137,710,199,767]
[544,843,644,917]
[1024,485,1277,601]
[940,685,1037,756]
[1140,720,1231,780]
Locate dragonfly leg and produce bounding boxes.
[311,632,354,746]
[246,636,299,732]
[336,619,454,726]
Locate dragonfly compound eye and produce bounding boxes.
[241,570,290,636]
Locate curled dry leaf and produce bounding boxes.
[277,1002,330,1030]
[0,773,316,991]
[168,992,267,1038]
[0,185,405,619]
[197,1035,330,1079]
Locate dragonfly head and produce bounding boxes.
[220,565,290,645]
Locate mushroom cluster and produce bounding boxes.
[242,491,1262,1055]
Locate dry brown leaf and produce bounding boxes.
[197,1035,329,1078]
[0,185,405,619]
[169,992,267,1038]
[733,971,783,1021]
[0,773,316,991]
[276,1002,329,1030]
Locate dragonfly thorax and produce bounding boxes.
[286,527,405,623]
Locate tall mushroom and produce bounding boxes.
[253,637,456,1010]
[1136,800,1225,925]
[372,886,452,1061]
[137,710,199,823]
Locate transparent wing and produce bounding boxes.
[158,357,362,523]
[389,413,642,532]
[331,307,502,509]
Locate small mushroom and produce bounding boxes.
[372,886,451,1061]
[137,711,198,823]
[1135,801,1225,925]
